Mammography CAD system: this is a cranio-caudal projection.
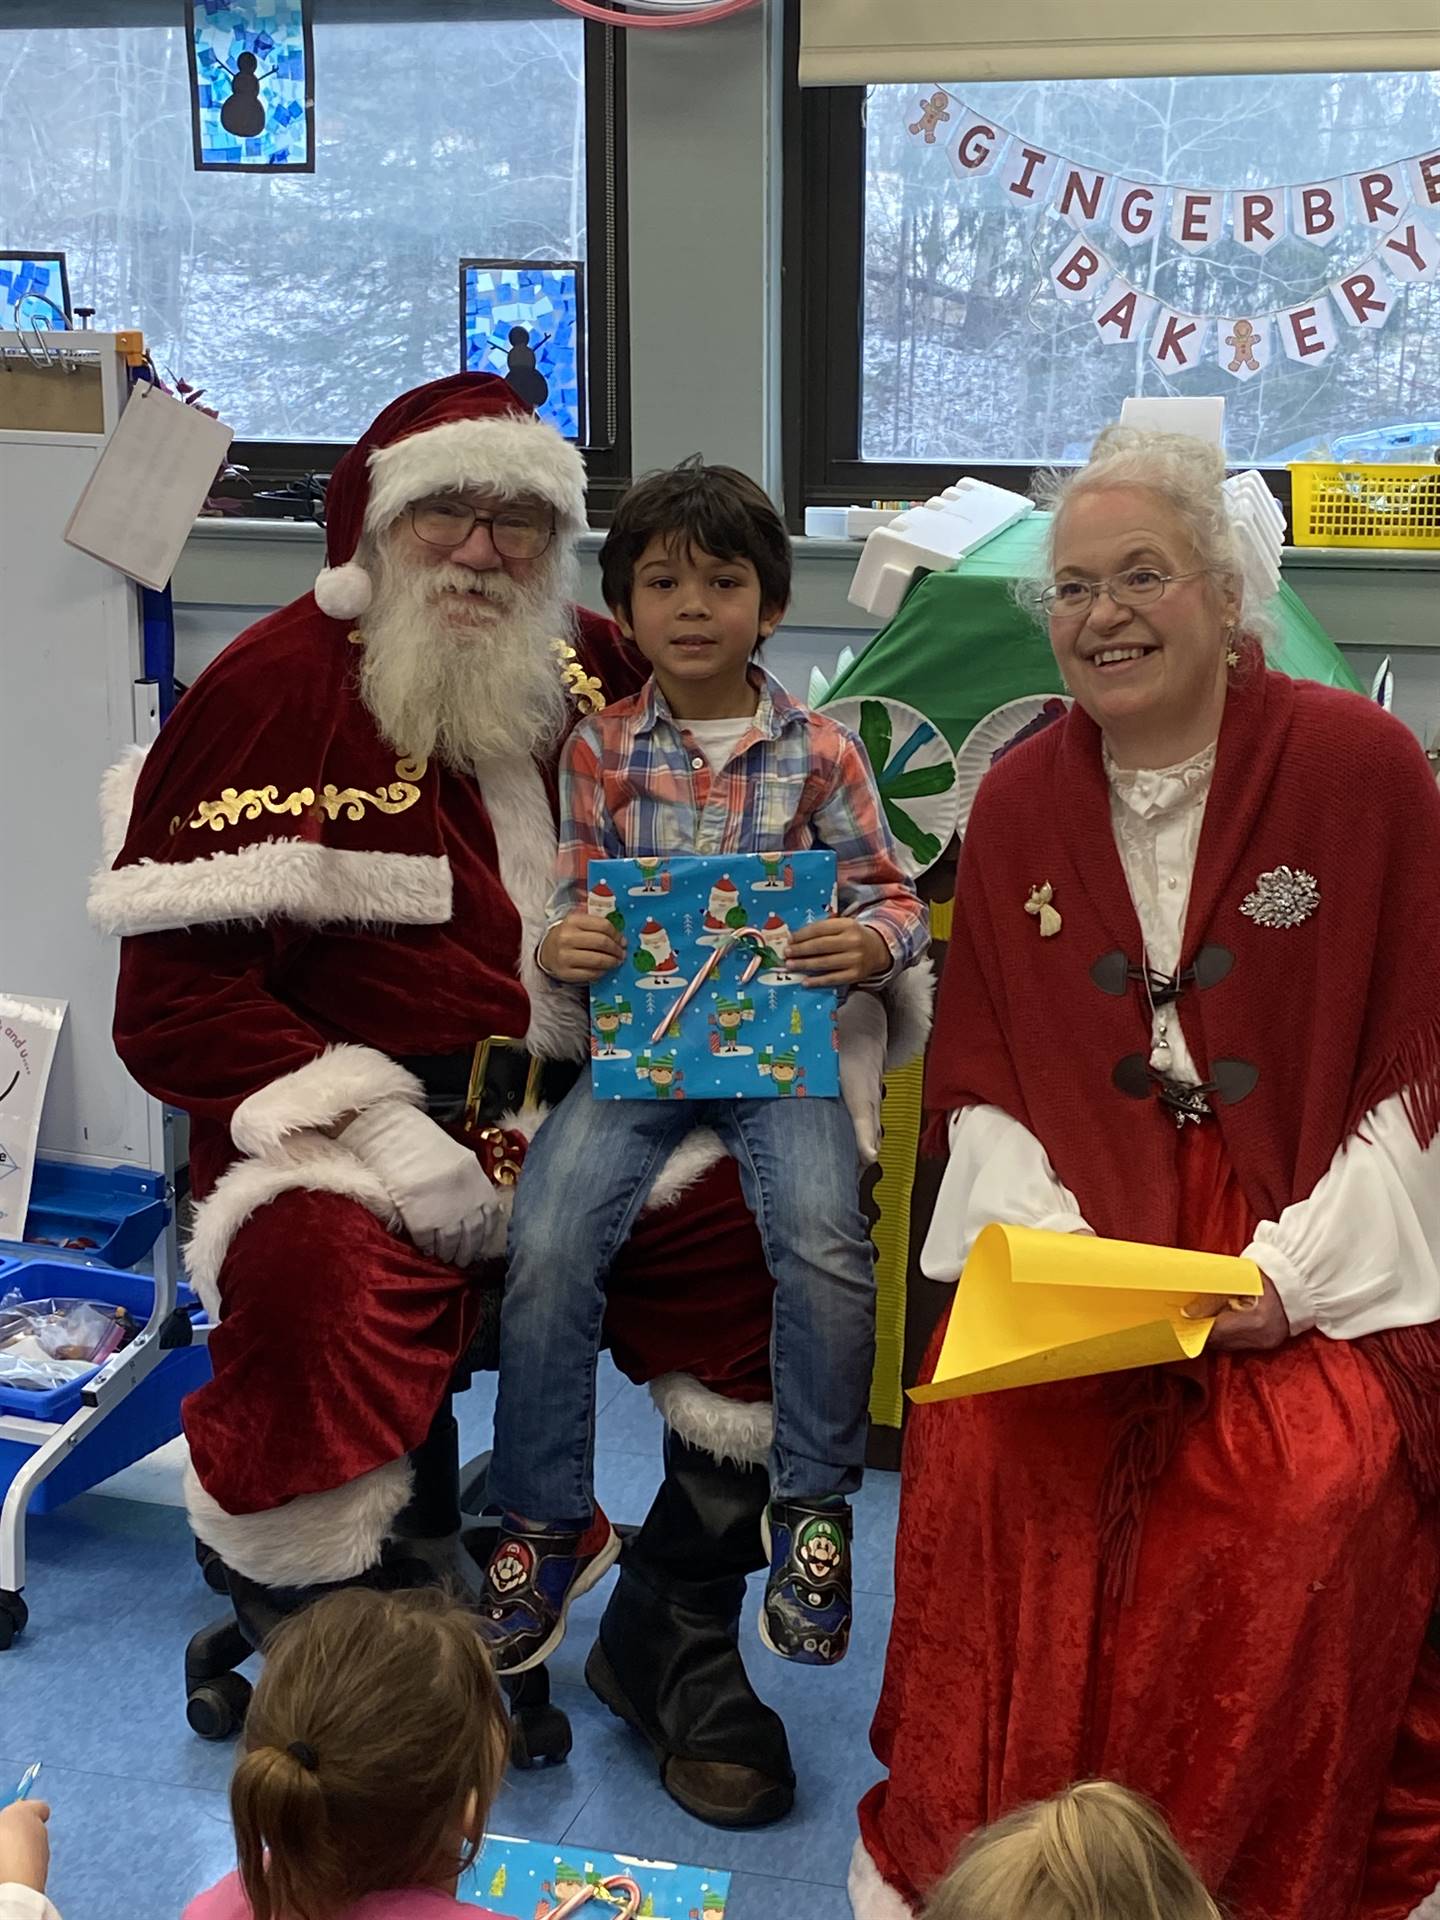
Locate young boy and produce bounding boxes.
[479,461,927,1675]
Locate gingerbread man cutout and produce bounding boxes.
[908,90,951,143]
[1226,318,1260,374]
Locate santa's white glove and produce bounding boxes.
[838,990,889,1167]
[338,1100,499,1268]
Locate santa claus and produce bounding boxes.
[89,374,930,1826]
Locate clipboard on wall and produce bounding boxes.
[64,378,234,590]
[0,336,105,434]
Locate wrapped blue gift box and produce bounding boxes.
[587,851,840,1101]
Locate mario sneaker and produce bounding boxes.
[477,1509,620,1675]
[759,1497,852,1666]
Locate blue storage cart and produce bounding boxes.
[0,1158,206,1649]
[0,333,194,1650]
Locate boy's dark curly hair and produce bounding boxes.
[600,456,792,633]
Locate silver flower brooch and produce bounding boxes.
[1240,865,1319,930]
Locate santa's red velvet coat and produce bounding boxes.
[92,597,789,1571]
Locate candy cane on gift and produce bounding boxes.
[648,927,768,1045]
[543,1873,644,1916]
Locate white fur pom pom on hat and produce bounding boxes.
[314,560,374,620]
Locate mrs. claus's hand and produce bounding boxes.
[1205,1275,1291,1353]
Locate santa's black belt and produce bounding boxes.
[392,1042,581,1131]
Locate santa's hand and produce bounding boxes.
[837,991,888,1166]
[539,910,625,983]
[339,1100,498,1268]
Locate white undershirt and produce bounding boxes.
[680,716,755,772]
[922,742,1440,1341]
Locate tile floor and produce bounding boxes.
[3,1358,898,1918]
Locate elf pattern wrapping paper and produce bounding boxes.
[588,852,840,1101]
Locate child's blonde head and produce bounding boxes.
[924,1781,1221,1920]
[230,1587,508,1920]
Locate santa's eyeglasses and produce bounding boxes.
[408,496,555,559]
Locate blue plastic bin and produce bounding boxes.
[20,1161,169,1268]
[0,1260,210,1514]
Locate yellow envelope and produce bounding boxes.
[908,1223,1263,1403]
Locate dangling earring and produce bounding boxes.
[1225,621,1241,670]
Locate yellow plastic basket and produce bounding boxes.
[1289,461,1440,551]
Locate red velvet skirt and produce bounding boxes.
[859,1126,1440,1920]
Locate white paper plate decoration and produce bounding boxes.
[822,696,960,877]
[953,695,1073,841]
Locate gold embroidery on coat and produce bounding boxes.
[551,639,606,716]
[186,756,428,833]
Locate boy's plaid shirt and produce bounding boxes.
[546,667,928,976]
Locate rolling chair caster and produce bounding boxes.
[187,1670,254,1741]
[0,1589,28,1651]
[504,1664,573,1770]
[185,1615,254,1740]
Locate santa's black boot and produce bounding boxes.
[585,1431,796,1828]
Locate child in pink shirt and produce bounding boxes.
[184,1588,509,1920]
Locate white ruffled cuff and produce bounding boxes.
[1240,1094,1440,1341]
[230,1044,424,1160]
[921,1104,1089,1283]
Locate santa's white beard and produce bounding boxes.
[355,544,573,769]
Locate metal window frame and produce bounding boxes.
[780,54,1296,532]
[0,2,632,519]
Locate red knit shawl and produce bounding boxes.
[926,662,1440,1243]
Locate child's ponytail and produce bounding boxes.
[232,1741,343,1920]
[226,1588,509,1920]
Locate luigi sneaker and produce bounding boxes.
[477,1509,621,1675]
[759,1497,853,1666]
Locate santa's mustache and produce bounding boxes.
[422,563,527,605]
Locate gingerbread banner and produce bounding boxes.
[933,90,1440,255]
[920,87,1438,379]
[1058,230,1418,380]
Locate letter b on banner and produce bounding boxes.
[1051,239,1107,305]
[1291,181,1343,245]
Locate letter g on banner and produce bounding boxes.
[948,114,1005,178]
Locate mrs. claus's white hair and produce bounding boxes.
[1021,427,1273,648]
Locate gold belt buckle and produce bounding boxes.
[464,1035,542,1132]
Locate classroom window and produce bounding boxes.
[787,68,1440,512]
[0,4,628,495]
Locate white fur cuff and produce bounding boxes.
[88,838,453,938]
[230,1044,424,1161]
[849,1839,917,1920]
[185,1456,414,1588]
[648,1372,774,1469]
[883,959,935,1069]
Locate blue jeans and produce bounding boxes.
[490,1069,876,1522]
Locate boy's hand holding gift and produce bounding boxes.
[540,909,626,983]
[788,918,891,987]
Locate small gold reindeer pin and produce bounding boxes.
[1025,882,1062,938]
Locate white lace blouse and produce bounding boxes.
[922,742,1440,1339]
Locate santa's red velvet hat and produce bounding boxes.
[314,372,588,621]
